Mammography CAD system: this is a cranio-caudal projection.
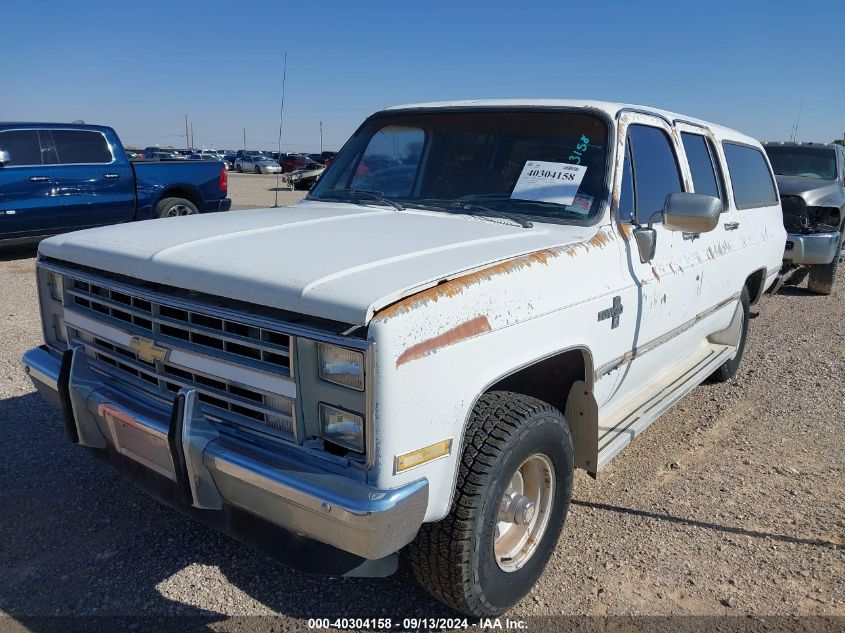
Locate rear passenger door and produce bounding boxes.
[675,125,739,324]
[0,129,58,238]
[46,128,134,231]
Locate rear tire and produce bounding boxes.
[154,197,199,219]
[807,253,838,295]
[410,391,573,617]
[236,164,242,173]
[710,286,750,383]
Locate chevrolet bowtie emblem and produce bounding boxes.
[129,336,170,363]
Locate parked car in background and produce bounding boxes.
[235,149,266,161]
[0,122,231,244]
[189,152,228,166]
[235,155,281,174]
[763,141,845,294]
[21,101,785,616]
[279,153,321,173]
[125,149,143,160]
[223,153,237,169]
[290,164,325,190]
[143,148,182,160]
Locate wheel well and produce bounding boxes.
[745,268,766,306]
[487,349,588,417]
[160,187,203,211]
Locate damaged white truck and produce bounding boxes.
[763,141,845,295]
[23,100,786,616]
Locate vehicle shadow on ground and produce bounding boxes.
[0,393,452,629]
[0,243,39,262]
[571,499,841,549]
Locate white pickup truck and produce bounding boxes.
[23,100,785,616]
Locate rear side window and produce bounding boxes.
[51,130,113,164]
[723,142,777,209]
[681,133,722,201]
[622,124,683,223]
[0,130,42,166]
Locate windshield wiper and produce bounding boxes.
[415,198,533,228]
[314,188,404,211]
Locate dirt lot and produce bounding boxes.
[227,171,307,209]
[0,201,842,629]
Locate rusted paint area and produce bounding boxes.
[610,113,631,214]
[563,227,615,257]
[375,247,564,321]
[395,315,492,367]
[651,266,661,282]
[617,221,634,241]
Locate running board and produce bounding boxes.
[595,344,733,471]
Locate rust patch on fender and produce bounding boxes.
[395,315,492,367]
[651,266,661,282]
[375,248,563,321]
[564,227,614,257]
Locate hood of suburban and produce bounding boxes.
[39,201,595,325]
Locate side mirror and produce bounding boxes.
[630,192,722,263]
[662,192,721,233]
[0,150,9,166]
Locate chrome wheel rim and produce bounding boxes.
[165,204,194,217]
[494,453,555,572]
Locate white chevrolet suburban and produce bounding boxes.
[23,100,786,616]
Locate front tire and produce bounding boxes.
[255,165,262,174]
[154,197,199,219]
[235,164,242,172]
[410,392,573,617]
[709,286,750,383]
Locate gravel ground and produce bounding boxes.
[0,222,843,630]
[226,171,307,210]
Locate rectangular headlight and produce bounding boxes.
[48,271,63,302]
[319,403,364,452]
[318,343,364,390]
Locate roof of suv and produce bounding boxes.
[383,99,757,144]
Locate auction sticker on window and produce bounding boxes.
[511,161,587,206]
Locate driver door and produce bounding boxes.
[605,115,703,407]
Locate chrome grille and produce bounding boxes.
[61,275,296,437]
[67,279,291,372]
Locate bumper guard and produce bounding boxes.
[21,345,428,568]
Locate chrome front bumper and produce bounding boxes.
[784,231,841,265]
[22,345,428,563]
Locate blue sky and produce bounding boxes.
[3,0,843,152]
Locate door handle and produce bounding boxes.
[724,221,740,231]
[682,232,700,241]
[29,176,49,182]
[104,173,120,179]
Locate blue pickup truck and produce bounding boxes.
[0,123,231,245]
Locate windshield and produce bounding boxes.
[765,146,838,180]
[309,109,609,223]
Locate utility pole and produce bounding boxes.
[190,123,194,151]
[184,114,189,150]
[320,120,323,153]
[243,128,246,150]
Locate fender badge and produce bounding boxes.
[598,296,623,329]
